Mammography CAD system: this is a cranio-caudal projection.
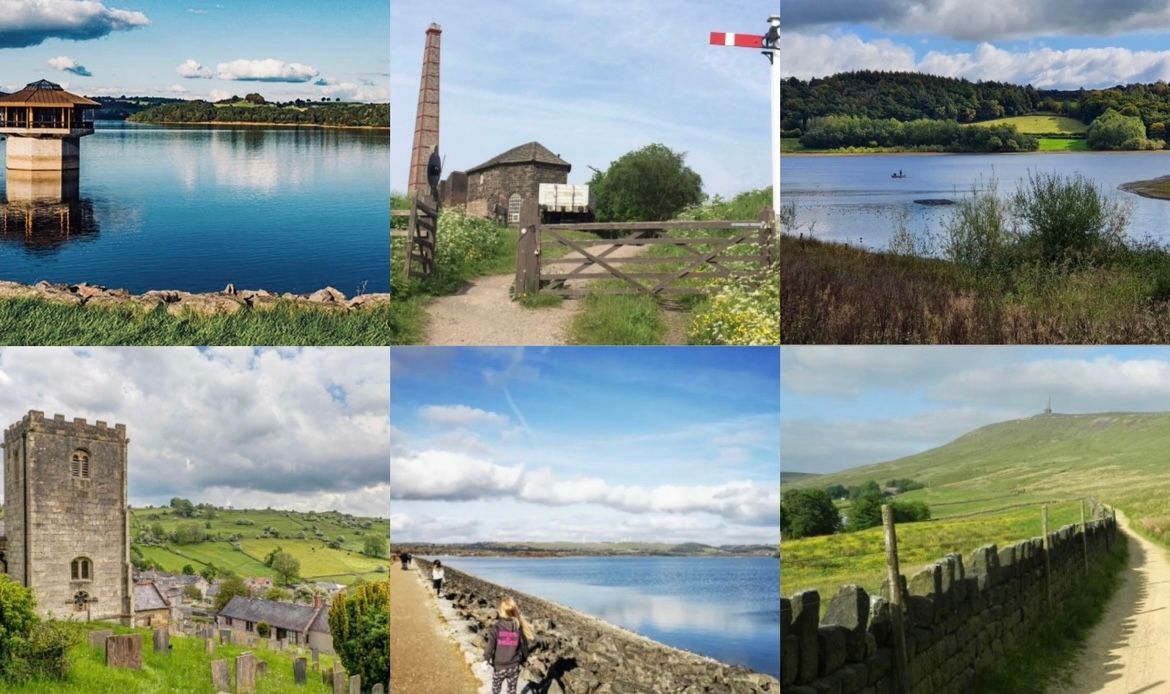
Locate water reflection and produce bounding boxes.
[0,169,98,251]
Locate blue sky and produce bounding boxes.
[781,0,1170,88]
[390,0,775,198]
[0,348,389,517]
[390,347,780,545]
[782,346,1170,474]
[0,1,388,102]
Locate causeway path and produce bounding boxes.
[1053,511,1170,694]
[390,564,481,694]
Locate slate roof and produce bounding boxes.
[466,142,570,174]
[134,582,170,612]
[309,601,331,634]
[219,596,322,633]
[0,80,99,107]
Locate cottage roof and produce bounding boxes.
[466,142,570,174]
[0,80,99,107]
[219,596,321,633]
[134,582,170,612]
[309,602,331,634]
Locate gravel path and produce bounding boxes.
[1053,511,1170,694]
[423,241,649,346]
[390,565,481,694]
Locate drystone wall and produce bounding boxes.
[781,515,1119,694]
[413,558,779,694]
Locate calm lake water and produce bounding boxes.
[435,555,780,677]
[0,122,388,294]
[783,152,1170,251]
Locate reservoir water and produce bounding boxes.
[434,555,780,677]
[0,122,388,294]
[783,152,1170,251]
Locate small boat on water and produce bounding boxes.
[891,171,907,179]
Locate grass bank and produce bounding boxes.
[0,298,395,346]
[1121,175,1170,200]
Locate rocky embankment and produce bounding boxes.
[0,280,390,315]
[414,558,779,694]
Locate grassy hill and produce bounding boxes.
[976,114,1089,151]
[131,507,388,584]
[8,622,339,693]
[783,412,1170,597]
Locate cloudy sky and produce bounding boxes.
[390,0,775,198]
[0,0,388,102]
[390,347,780,545]
[783,346,1170,474]
[782,0,1170,88]
[0,348,389,518]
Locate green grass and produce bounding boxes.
[1037,137,1090,152]
[519,292,564,309]
[7,622,338,693]
[567,290,666,344]
[0,299,394,346]
[780,137,805,153]
[1121,175,1170,200]
[978,114,1088,135]
[130,507,388,584]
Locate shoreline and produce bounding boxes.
[121,120,389,131]
[1120,176,1170,201]
[784,148,1170,158]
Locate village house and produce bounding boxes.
[243,575,273,596]
[134,570,209,605]
[133,580,171,628]
[217,593,334,653]
[447,142,571,224]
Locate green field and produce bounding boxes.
[978,114,1088,135]
[784,412,1170,597]
[130,507,388,584]
[6,622,338,693]
[1038,138,1090,151]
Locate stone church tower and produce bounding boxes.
[1,412,133,624]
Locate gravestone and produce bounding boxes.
[257,660,268,677]
[333,669,346,694]
[312,647,319,665]
[236,653,257,693]
[210,659,230,692]
[206,638,215,654]
[220,628,233,645]
[322,666,332,685]
[106,634,142,670]
[153,627,170,653]
[372,684,384,694]
[294,657,307,685]
[348,673,361,694]
[88,629,113,652]
[268,639,278,651]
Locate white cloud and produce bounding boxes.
[317,81,388,102]
[177,59,213,79]
[47,55,92,77]
[216,58,320,83]
[0,0,149,48]
[163,83,188,94]
[209,89,231,102]
[419,404,508,428]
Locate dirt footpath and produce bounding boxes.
[1052,512,1170,694]
[390,565,481,694]
[423,241,649,346]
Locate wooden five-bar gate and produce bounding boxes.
[391,196,438,279]
[514,197,776,297]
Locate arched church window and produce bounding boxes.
[71,449,90,479]
[71,557,92,581]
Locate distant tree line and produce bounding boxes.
[782,478,930,539]
[799,115,1039,152]
[128,99,389,128]
[783,71,1170,142]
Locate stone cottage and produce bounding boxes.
[459,142,571,224]
[133,580,171,627]
[0,411,133,624]
[217,593,334,653]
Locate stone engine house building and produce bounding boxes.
[1,411,133,624]
[457,142,571,224]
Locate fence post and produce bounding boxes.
[758,206,776,267]
[1042,504,1052,605]
[882,504,910,694]
[514,196,542,296]
[1081,499,1089,576]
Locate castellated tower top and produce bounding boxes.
[3,410,127,447]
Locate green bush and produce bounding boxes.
[256,622,271,639]
[781,488,841,539]
[1087,109,1150,150]
[689,271,779,345]
[589,143,704,222]
[1012,172,1129,266]
[435,209,506,278]
[0,575,38,672]
[3,622,74,682]
[329,582,389,690]
[890,500,932,523]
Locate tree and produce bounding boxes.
[329,581,389,689]
[271,552,301,586]
[181,564,195,575]
[846,491,884,532]
[182,584,203,601]
[172,522,206,545]
[213,575,250,613]
[264,586,291,602]
[170,497,196,518]
[780,488,841,539]
[0,575,38,670]
[200,563,219,582]
[589,143,704,222]
[362,535,388,558]
[1086,109,1149,150]
[824,484,849,500]
[244,92,267,105]
[256,622,271,638]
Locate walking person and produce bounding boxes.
[484,596,533,694]
[431,560,445,594]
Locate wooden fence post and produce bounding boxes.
[514,196,542,296]
[882,504,910,694]
[1042,504,1052,605]
[1081,499,1089,576]
[758,206,776,267]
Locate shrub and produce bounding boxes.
[0,575,38,673]
[689,273,779,345]
[329,581,389,689]
[589,143,704,222]
[781,488,841,539]
[256,622,271,639]
[3,622,74,682]
[1011,172,1129,266]
[435,208,506,277]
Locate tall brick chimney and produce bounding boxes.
[408,23,442,198]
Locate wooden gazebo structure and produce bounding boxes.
[0,80,98,171]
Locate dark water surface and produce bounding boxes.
[0,122,388,294]
[783,152,1170,251]
[434,555,780,677]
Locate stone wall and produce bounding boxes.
[2,411,132,623]
[414,558,779,693]
[781,514,1120,694]
[467,163,568,224]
